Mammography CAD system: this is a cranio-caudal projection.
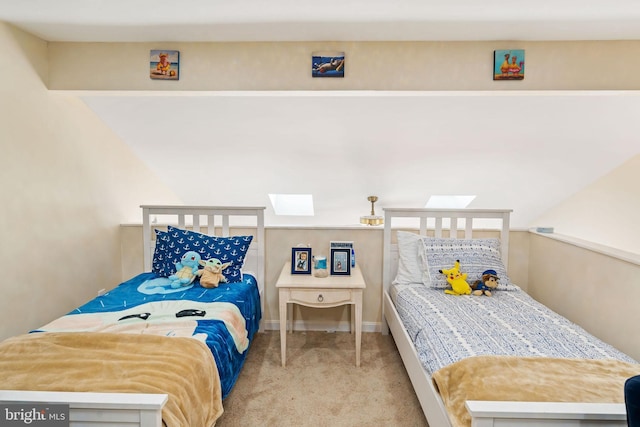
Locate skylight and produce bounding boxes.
[425,195,476,209]
[269,194,314,216]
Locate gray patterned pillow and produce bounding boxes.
[418,237,519,291]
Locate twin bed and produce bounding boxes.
[0,205,265,427]
[381,208,638,427]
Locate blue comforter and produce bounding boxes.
[34,272,261,399]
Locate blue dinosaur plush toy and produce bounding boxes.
[168,251,202,288]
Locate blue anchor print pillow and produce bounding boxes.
[152,225,253,283]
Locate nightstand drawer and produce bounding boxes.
[289,289,351,305]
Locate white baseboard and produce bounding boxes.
[261,320,380,333]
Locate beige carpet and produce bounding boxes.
[216,330,429,427]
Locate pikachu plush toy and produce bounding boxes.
[439,260,472,296]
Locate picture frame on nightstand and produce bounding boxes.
[330,248,351,275]
[291,247,312,274]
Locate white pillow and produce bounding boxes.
[393,231,424,284]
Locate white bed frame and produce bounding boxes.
[1,205,266,427]
[381,208,628,427]
[141,204,266,322]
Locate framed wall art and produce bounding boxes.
[150,50,180,80]
[493,49,525,80]
[330,248,351,276]
[291,247,312,274]
[312,51,345,78]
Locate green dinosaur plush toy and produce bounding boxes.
[197,258,231,288]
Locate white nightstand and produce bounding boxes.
[276,261,366,367]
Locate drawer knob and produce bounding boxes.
[317,294,324,302]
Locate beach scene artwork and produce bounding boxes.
[493,49,525,80]
[312,51,345,78]
[150,50,179,80]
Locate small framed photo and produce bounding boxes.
[330,248,351,276]
[312,51,345,78]
[291,247,312,274]
[150,49,179,80]
[493,49,525,80]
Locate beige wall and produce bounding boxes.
[0,23,181,340]
[47,41,640,91]
[532,154,640,255]
[528,233,640,361]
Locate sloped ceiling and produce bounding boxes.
[79,91,640,227]
[2,1,640,227]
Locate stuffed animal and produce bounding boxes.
[472,269,499,296]
[197,258,231,288]
[439,260,472,295]
[168,251,202,288]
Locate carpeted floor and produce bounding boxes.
[215,330,429,427]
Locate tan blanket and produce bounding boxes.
[0,332,223,427]
[432,355,640,427]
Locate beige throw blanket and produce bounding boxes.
[0,332,223,427]
[432,355,640,427]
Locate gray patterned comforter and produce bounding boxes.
[391,283,636,376]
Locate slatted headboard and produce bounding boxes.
[382,208,512,299]
[141,205,266,319]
